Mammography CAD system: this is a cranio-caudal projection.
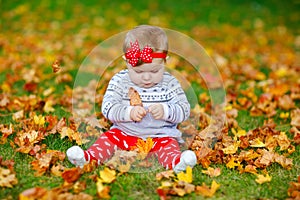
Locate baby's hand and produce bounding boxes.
[148,104,164,120]
[130,106,147,122]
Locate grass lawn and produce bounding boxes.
[1,0,300,199]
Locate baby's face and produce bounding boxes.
[127,59,165,88]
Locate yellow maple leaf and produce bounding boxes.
[195,180,220,197]
[177,166,193,183]
[99,167,116,184]
[226,157,241,169]
[33,115,45,126]
[222,141,240,154]
[96,179,111,199]
[136,138,154,153]
[255,174,272,184]
[232,128,247,137]
[250,138,266,147]
[136,138,154,159]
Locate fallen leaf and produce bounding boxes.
[96,179,111,199]
[177,166,193,183]
[0,167,18,187]
[19,187,48,200]
[255,174,272,184]
[202,167,221,177]
[156,170,175,181]
[99,167,116,184]
[195,180,220,197]
[61,167,82,183]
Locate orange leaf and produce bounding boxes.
[96,179,111,199]
[61,168,82,183]
[202,167,221,177]
[195,180,220,197]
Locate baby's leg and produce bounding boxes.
[85,132,118,165]
[152,137,181,170]
[152,137,197,173]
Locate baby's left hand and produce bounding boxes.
[148,104,164,120]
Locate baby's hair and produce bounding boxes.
[123,25,168,54]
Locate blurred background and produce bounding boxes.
[2,0,299,67]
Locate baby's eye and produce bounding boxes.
[135,71,143,74]
[151,70,158,73]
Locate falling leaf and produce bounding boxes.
[99,167,116,184]
[255,174,272,184]
[177,166,193,183]
[195,180,220,197]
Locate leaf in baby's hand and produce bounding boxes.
[177,166,193,183]
[128,87,143,106]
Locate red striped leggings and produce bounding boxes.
[84,128,181,170]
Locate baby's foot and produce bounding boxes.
[66,146,87,168]
[173,150,197,173]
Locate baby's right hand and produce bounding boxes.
[130,106,147,122]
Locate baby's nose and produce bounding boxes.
[142,72,151,80]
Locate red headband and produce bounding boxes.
[125,40,167,67]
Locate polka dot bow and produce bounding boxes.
[125,40,167,67]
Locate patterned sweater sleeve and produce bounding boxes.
[101,73,132,122]
[164,77,190,124]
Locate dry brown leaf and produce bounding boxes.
[0,167,18,188]
[128,87,143,106]
[61,167,82,183]
[202,167,221,177]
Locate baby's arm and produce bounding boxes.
[162,78,190,123]
[101,74,132,122]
